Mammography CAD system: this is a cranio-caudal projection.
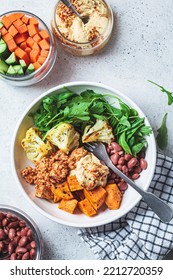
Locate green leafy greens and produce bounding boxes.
[32,89,152,156]
[156,113,168,150]
[148,80,173,105]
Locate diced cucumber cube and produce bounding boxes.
[5,52,17,65]
[17,66,24,75]
[0,58,8,73]
[26,63,35,74]
[19,59,27,71]
[0,22,3,29]
[0,39,10,59]
[7,65,16,75]
[13,65,22,73]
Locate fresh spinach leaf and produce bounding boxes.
[156,113,168,150]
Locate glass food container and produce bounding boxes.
[52,0,113,56]
[0,11,57,86]
[0,204,43,260]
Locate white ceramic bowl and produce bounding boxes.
[11,82,157,228]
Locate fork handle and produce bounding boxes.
[107,161,173,223]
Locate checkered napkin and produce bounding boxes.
[78,153,173,260]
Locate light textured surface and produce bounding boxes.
[0,0,173,260]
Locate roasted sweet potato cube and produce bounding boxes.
[83,186,107,211]
[105,184,123,210]
[54,182,73,200]
[67,175,83,192]
[78,198,96,216]
[51,185,61,203]
[58,199,78,214]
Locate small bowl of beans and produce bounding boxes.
[0,205,43,260]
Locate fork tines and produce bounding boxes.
[83,142,94,152]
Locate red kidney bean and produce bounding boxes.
[111,142,122,152]
[19,236,28,247]
[13,236,20,245]
[127,157,138,169]
[20,228,27,236]
[131,173,140,180]
[117,165,122,171]
[111,153,120,165]
[2,218,8,227]
[8,221,19,229]
[8,243,15,254]
[27,229,33,237]
[8,228,16,240]
[118,182,128,191]
[10,253,17,260]
[30,248,36,259]
[30,241,37,249]
[15,246,27,254]
[124,154,132,161]
[140,158,148,170]
[22,252,30,260]
[122,165,128,174]
[118,157,125,165]
[0,229,6,240]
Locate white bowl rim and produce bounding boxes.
[11,81,157,228]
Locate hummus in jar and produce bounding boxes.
[70,153,109,190]
[55,0,109,43]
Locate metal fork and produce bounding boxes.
[84,142,173,223]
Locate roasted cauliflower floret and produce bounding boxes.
[21,127,52,162]
[82,120,114,144]
[46,123,80,154]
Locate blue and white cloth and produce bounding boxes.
[78,153,173,260]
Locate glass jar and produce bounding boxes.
[0,11,57,86]
[0,204,43,260]
[52,0,113,56]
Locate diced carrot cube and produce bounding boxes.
[8,25,18,37]
[7,39,17,52]
[20,41,27,50]
[39,30,50,41]
[1,16,12,29]
[21,16,29,24]
[33,33,41,44]
[30,49,40,63]
[39,39,50,50]
[33,61,41,70]
[15,47,30,65]
[27,24,38,37]
[40,49,49,57]
[37,55,46,65]
[29,17,39,27]
[2,32,13,42]
[14,13,24,19]
[13,19,23,28]
[25,47,32,55]
[7,14,17,23]
[26,36,35,48]
[15,32,28,44]
[32,42,40,51]
[0,27,8,36]
[17,23,28,34]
